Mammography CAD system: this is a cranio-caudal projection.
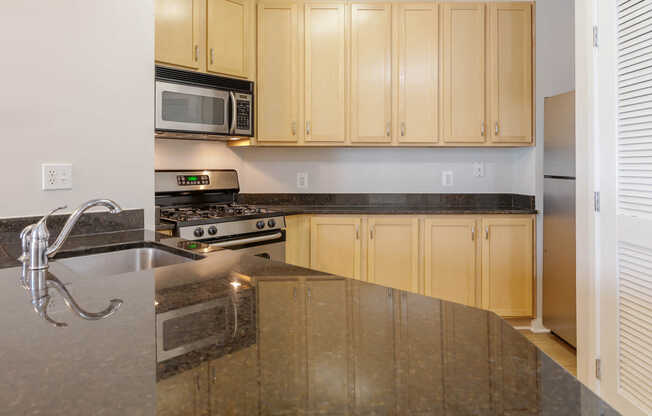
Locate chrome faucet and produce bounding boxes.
[19,199,123,271]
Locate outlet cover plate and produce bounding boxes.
[442,171,453,187]
[473,162,485,177]
[297,172,308,189]
[42,164,73,190]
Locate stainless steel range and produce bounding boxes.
[155,170,286,261]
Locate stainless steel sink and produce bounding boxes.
[56,246,195,278]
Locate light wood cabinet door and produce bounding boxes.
[285,215,311,268]
[156,365,209,416]
[350,3,392,143]
[257,2,300,142]
[258,280,305,414]
[155,0,202,70]
[208,347,258,415]
[207,0,248,78]
[396,3,439,144]
[367,216,419,292]
[488,3,533,144]
[310,216,362,279]
[424,217,479,307]
[351,282,397,414]
[304,3,347,143]
[481,216,534,317]
[441,3,486,144]
[306,280,349,413]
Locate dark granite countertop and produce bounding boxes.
[237,193,538,215]
[0,230,616,415]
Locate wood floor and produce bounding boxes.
[519,330,578,377]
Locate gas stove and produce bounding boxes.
[155,170,286,243]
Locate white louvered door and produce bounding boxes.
[597,1,652,415]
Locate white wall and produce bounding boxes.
[0,1,155,226]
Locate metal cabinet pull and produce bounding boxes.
[485,227,489,240]
[370,225,374,240]
[471,226,475,241]
[307,288,312,304]
[387,288,392,298]
[481,121,485,137]
[293,287,297,299]
[400,122,406,137]
[194,45,199,62]
[355,224,360,240]
[212,368,216,383]
[195,375,200,391]
[210,48,214,64]
[386,122,391,137]
[291,121,297,136]
[495,122,499,135]
[306,121,311,136]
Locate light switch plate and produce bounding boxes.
[296,172,309,189]
[42,164,73,190]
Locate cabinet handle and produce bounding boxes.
[194,45,199,62]
[293,287,297,299]
[355,224,360,240]
[400,122,406,137]
[387,288,392,298]
[485,227,489,240]
[471,226,475,241]
[370,225,374,240]
[306,120,311,136]
[307,287,311,304]
[210,48,214,64]
[386,122,391,137]
[481,121,485,137]
[495,122,499,135]
[291,121,297,136]
[212,367,216,383]
[195,375,200,391]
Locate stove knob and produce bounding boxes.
[267,219,276,228]
[207,226,218,235]
[193,227,205,238]
[256,220,266,230]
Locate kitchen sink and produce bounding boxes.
[55,245,198,278]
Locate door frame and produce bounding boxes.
[574,0,600,393]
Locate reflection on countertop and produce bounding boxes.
[0,230,617,415]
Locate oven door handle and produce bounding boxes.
[210,232,283,248]
[229,91,237,135]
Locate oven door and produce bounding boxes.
[156,81,229,134]
[209,231,286,262]
[156,297,229,362]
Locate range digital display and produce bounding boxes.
[177,175,210,186]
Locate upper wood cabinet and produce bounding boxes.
[441,2,487,144]
[310,216,362,279]
[367,216,419,292]
[206,0,248,78]
[488,2,533,144]
[350,3,393,143]
[304,3,348,143]
[481,215,534,317]
[395,3,439,144]
[257,2,300,142]
[424,216,480,307]
[155,0,202,70]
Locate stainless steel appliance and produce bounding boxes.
[543,91,576,347]
[155,169,286,262]
[155,66,253,141]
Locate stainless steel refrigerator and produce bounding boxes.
[543,91,576,347]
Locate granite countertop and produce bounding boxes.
[0,230,616,415]
[237,193,539,215]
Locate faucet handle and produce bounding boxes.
[33,205,67,239]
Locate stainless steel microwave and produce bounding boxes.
[155,66,254,141]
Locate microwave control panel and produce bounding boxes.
[177,175,210,186]
[236,100,250,130]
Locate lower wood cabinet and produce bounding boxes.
[156,363,209,416]
[290,214,535,317]
[310,216,362,279]
[208,347,258,415]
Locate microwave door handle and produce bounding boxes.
[229,91,237,135]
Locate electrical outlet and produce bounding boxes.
[473,162,485,177]
[42,164,72,190]
[297,172,308,189]
[442,171,453,187]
